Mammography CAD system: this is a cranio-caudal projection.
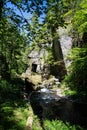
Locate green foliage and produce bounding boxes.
[27,14,52,48]
[32,116,84,130]
[0,79,22,101]
[46,0,65,33]
[0,80,11,97]
[43,120,83,130]
[46,47,54,64]
[64,47,87,96]
[32,116,43,130]
[0,18,28,78]
[72,0,87,34]
[0,79,29,130]
[0,104,29,130]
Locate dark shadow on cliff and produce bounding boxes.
[50,38,67,81]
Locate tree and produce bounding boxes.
[72,0,87,35]
[0,18,28,79]
[0,0,48,79]
[46,0,64,34]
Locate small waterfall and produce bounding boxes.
[58,26,72,69]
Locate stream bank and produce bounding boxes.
[22,73,87,129]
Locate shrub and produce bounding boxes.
[64,47,87,96]
[44,120,83,130]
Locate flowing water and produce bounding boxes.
[29,89,87,127]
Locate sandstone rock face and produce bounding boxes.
[28,48,48,74]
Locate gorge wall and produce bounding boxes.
[50,25,72,80]
[58,25,72,69]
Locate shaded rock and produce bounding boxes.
[24,78,35,96]
[30,91,87,127]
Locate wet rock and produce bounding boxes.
[30,91,87,127]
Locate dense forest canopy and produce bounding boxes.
[0,0,87,90]
[0,0,87,82]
